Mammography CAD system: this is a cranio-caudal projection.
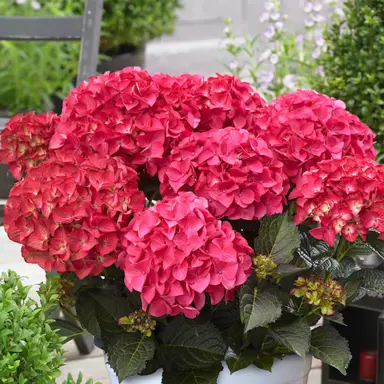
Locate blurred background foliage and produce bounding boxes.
[0,0,182,115]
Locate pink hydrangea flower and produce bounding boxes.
[159,127,289,220]
[0,112,59,179]
[4,152,144,278]
[290,157,384,246]
[254,90,376,183]
[119,192,253,318]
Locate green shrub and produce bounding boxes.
[0,1,79,115]
[318,0,384,160]
[0,270,65,384]
[53,0,183,52]
[61,372,103,384]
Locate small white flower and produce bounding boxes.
[223,26,231,34]
[270,11,281,21]
[264,1,276,12]
[275,21,285,31]
[335,8,345,18]
[312,47,321,59]
[283,74,297,89]
[259,49,272,62]
[315,35,325,47]
[314,3,323,12]
[16,0,27,3]
[270,53,279,64]
[304,2,314,13]
[260,12,270,23]
[31,0,41,10]
[229,60,239,71]
[259,72,274,86]
[305,18,315,28]
[264,26,276,40]
[312,13,325,23]
[317,66,325,77]
[296,34,305,45]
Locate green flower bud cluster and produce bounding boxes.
[291,275,346,316]
[253,254,277,280]
[118,310,156,337]
[57,277,75,308]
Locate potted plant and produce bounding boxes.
[0,270,65,383]
[0,269,105,383]
[1,67,384,384]
[59,0,182,72]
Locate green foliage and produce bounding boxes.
[0,270,65,384]
[240,282,282,332]
[61,372,103,384]
[254,213,300,264]
[310,325,352,375]
[1,0,181,114]
[269,319,311,359]
[107,332,155,382]
[55,0,182,52]
[318,0,384,160]
[158,317,227,371]
[0,0,79,114]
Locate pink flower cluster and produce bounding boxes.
[256,90,376,182]
[50,68,265,176]
[290,157,384,246]
[4,152,144,278]
[119,192,253,318]
[0,112,58,179]
[159,127,289,220]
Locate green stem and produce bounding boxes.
[335,237,348,262]
[61,306,80,322]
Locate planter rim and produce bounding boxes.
[105,353,313,384]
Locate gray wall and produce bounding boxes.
[146,0,310,76]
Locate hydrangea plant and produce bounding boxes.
[1,68,384,383]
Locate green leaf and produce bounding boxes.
[351,269,384,293]
[107,333,155,382]
[336,239,375,260]
[139,356,162,376]
[324,313,346,327]
[269,319,311,358]
[75,290,101,338]
[211,296,243,352]
[254,213,300,264]
[276,264,308,277]
[158,317,226,371]
[364,231,384,259]
[76,289,135,340]
[310,326,351,375]
[254,354,274,372]
[240,283,282,332]
[226,350,255,373]
[338,257,360,279]
[50,318,86,342]
[162,364,223,384]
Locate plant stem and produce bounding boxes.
[61,306,80,322]
[335,237,348,262]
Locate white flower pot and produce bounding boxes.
[106,354,313,384]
